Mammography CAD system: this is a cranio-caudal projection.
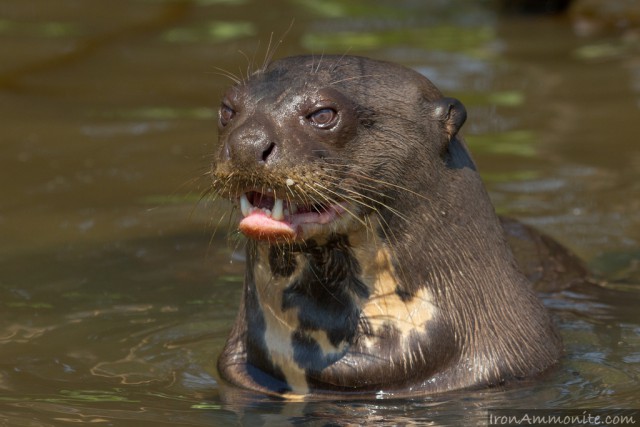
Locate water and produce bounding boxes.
[1,0,639,425]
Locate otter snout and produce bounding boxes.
[221,117,280,170]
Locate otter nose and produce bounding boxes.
[225,125,277,168]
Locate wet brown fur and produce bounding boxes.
[210,55,568,399]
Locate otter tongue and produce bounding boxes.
[238,193,295,241]
[238,210,296,241]
[237,192,345,242]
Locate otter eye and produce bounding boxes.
[308,108,337,128]
[219,103,235,126]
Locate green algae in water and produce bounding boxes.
[481,170,541,184]
[191,402,223,410]
[457,90,526,107]
[465,130,537,157]
[0,389,139,404]
[91,107,216,120]
[162,21,255,43]
[5,301,54,309]
[141,0,247,3]
[0,20,82,38]
[292,0,404,19]
[302,25,495,55]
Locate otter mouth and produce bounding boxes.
[238,190,347,242]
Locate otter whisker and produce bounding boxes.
[329,48,352,73]
[210,66,242,85]
[320,167,385,194]
[313,51,325,74]
[238,49,253,82]
[329,73,393,86]
[261,20,294,73]
[237,66,246,86]
[306,182,368,229]
[306,257,347,308]
[261,32,275,72]
[362,213,378,249]
[345,169,432,203]
[299,181,340,210]
[249,39,261,76]
[341,187,409,224]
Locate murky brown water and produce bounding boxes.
[1,0,639,425]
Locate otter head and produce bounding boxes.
[211,55,468,244]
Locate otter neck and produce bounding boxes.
[244,223,439,394]
[245,233,366,393]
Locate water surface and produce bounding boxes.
[1,0,639,425]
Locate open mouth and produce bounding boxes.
[237,190,346,241]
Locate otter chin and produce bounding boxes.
[210,55,576,399]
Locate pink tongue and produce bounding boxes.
[238,211,296,241]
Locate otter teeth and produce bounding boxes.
[240,193,252,217]
[289,201,298,215]
[239,193,285,221]
[271,198,284,221]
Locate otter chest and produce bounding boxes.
[246,234,437,395]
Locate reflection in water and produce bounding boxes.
[0,0,639,425]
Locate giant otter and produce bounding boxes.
[211,55,570,399]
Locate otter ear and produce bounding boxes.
[428,97,467,140]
